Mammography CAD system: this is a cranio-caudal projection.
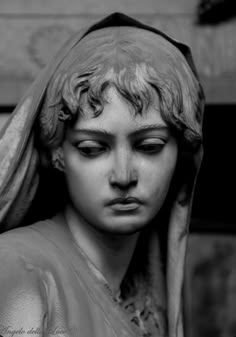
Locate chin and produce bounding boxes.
[96,217,150,236]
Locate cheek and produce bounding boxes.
[64,157,106,199]
[140,152,177,199]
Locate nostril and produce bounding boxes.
[109,157,138,189]
[109,175,138,190]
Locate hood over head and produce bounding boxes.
[0,13,204,337]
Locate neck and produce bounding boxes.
[64,204,139,296]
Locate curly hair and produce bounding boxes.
[38,27,204,158]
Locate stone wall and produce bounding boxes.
[0,0,236,104]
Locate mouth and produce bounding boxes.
[106,197,143,212]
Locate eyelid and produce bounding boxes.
[135,137,167,154]
[76,140,104,147]
[75,140,107,157]
[138,137,167,144]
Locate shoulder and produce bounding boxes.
[0,218,67,267]
[0,220,55,297]
[0,219,67,329]
[0,235,47,330]
[1,222,42,258]
[0,219,64,295]
[0,216,76,287]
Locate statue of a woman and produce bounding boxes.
[0,13,204,337]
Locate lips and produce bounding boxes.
[106,197,143,211]
[107,197,143,206]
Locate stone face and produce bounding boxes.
[0,2,235,104]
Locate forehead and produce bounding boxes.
[72,87,166,133]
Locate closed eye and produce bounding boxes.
[136,139,166,154]
[76,140,107,157]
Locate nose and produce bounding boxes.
[109,149,138,190]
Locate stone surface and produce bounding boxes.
[0,3,235,104]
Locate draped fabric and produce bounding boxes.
[0,13,204,337]
[0,215,167,336]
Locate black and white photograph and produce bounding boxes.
[0,1,235,336]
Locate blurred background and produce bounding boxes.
[0,1,236,336]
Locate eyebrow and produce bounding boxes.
[72,124,169,138]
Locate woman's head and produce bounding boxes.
[0,12,205,239]
[61,86,178,235]
[33,25,204,233]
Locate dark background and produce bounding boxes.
[191,104,236,232]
